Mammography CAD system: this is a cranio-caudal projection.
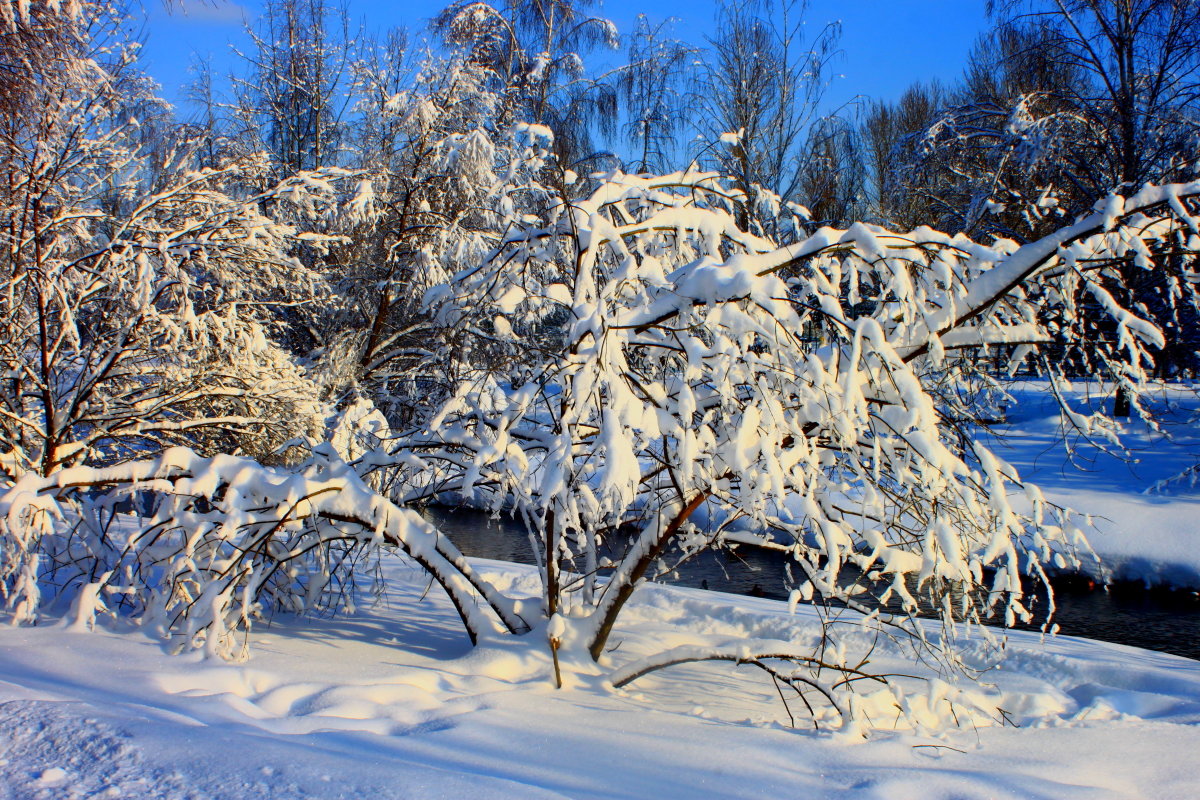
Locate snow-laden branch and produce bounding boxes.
[0,447,528,655]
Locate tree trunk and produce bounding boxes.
[1114,386,1132,417]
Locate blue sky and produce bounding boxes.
[137,0,989,119]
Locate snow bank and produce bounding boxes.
[1,556,1197,800]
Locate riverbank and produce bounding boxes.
[430,504,1200,659]
[987,381,1200,589]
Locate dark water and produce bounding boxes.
[424,507,1200,661]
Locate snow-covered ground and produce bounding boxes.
[3,556,1199,800]
[3,381,1199,799]
[989,382,1200,587]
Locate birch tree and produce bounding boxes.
[693,0,841,233]
[434,0,620,170]
[232,0,354,178]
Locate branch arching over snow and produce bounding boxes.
[0,447,529,651]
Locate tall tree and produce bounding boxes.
[434,0,620,170]
[0,0,353,478]
[861,25,1087,239]
[616,15,695,174]
[860,81,949,229]
[693,0,841,231]
[793,115,863,227]
[987,1,1200,408]
[232,0,354,178]
[990,0,1200,196]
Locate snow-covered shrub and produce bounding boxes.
[399,161,1200,714]
[0,446,526,657]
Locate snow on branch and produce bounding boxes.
[608,637,1007,736]
[0,447,527,657]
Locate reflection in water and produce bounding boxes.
[423,506,1200,661]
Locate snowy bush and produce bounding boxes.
[398,162,1200,710]
[0,446,526,658]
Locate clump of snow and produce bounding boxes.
[36,767,68,786]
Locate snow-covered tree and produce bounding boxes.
[353,154,1198,705]
[866,3,1200,413]
[434,0,621,170]
[989,0,1200,198]
[231,0,354,178]
[693,0,842,232]
[0,0,358,478]
[8,0,1200,733]
[616,15,695,174]
[307,45,557,428]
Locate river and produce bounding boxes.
[424,506,1200,661]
